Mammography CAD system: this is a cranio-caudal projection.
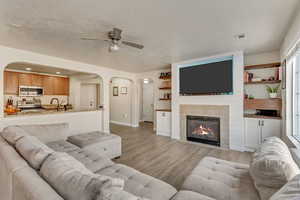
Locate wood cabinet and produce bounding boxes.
[19,73,44,87]
[244,118,281,151]
[43,76,55,95]
[4,71,19,95]
[18,73,32,86]
[31,74,43,87]
[43,76,69,95]
[4,71,69,96]
[156,111,171,137]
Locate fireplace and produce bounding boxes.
[186,115,220,146]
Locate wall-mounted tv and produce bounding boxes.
[179,59,233,95]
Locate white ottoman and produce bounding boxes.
[67,131,122,159]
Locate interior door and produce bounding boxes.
[80,84,97,110]
[245,118,261,150]
[142,82,154,122]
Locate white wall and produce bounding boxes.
[281,5,300,58]
[244,51,280,65]
[171,51,245,151]
[0,45,139,133]
[110,78,133,126]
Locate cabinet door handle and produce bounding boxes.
[261,120,264,126]
[258,120,261,126]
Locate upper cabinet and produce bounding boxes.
[19,73,43,87]
[4,71,69,96]
[31,74,43,87]
[43,76,69,96]
[19,73,32,86]
[4,71,19,95]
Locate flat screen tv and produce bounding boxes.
[179,60,233,95]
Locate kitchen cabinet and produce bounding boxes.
[54,77,69,95]
[156,111,171,137]
[43,76,69,95]
[4,71,69,96]
[43,76,55,95]
[4,71,19,95]
[244,118,281,151]
[31,74,43,87]
[19,73,43,87]
[19,73,32,86]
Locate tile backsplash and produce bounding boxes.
[4,95,69,106]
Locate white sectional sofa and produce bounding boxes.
[0,123,299,200]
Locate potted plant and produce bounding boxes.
[266,85,280,98]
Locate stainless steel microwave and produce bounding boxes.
[19,86,44,97]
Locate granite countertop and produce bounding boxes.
[4,108,102,118]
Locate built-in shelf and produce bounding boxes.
[245,62,281,70]
[159,87,171,90]
[244,114,282,120]
[244,98,282,111]
[159,76,171,80]
[159,98,171,101]
[156,109,172,112]
[244,80,281,85]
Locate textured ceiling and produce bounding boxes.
[0,0,299,72]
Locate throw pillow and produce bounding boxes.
[16,135,54,170]
[1,126,28,145]
[250,137,300,200]
[40,152,124,200]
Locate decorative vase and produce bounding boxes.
[269,93,277,98]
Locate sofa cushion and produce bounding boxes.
[47,140,114,173]
[182,157,259,200]
[98,186,149,200]
[96,164,177,200]
[1,126,28,145]
[16,123,69,143]
[250,137,300,199]
[16,136,54,170]
[40,152,124,200]
[172,191,216,200]
[270,174,300,200]
[47,140,80,153]
[67,131,112,148]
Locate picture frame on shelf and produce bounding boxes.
[113,87,119,96]
[120,87,128,94]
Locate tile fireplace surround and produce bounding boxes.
[180,104,230,149]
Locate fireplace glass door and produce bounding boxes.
[186,115,220,146]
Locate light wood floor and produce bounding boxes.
[111,122,252,190]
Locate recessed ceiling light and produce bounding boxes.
[25,67,32,71]
[56,72,61,75]
[144,78,150,84]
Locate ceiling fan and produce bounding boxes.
[81,28,144,52]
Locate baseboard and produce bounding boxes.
[230,144,246,152]
[110,121,137,127]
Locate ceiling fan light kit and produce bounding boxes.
[81,27,144,52]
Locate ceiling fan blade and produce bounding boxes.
[122,41,144,49]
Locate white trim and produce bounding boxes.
[110,120,137,127]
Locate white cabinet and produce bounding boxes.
[156,111,171,137]
[244,118,281,151]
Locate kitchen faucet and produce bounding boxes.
[50,98,60,110]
